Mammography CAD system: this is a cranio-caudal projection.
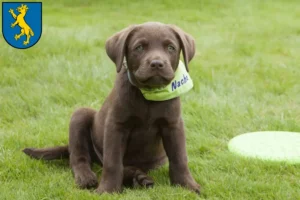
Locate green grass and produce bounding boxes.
[1,0,300,199]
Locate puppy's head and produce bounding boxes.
[106,22,195,88]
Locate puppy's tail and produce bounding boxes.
[23,145,69,160]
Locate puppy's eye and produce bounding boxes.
[167,44,175,52]
[135,45,144,52]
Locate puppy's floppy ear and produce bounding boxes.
[168,25,195,72]
[105,25,136,73]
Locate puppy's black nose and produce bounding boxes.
[150,60,164,68]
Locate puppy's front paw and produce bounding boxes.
[185,181,200,194]
[95,183,122,194]
[172,175,201,194]
[75,171,98,189]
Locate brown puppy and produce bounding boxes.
[23,22,200,194]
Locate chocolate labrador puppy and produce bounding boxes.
[23,22,200,194]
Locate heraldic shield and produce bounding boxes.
[2,2,42,49]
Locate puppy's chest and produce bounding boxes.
[129,109,163,129]
[133,104,168,125]
[128,115,161,143]
[124,98,181,132]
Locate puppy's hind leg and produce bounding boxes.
[123,166,154,188]
[69,108,98,189]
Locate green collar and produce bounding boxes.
[125,60,193,101]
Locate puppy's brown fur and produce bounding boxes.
[23,22,200,194]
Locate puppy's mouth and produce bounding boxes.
[129,62,175,88]
[139,76,171,88]
[134,72,175,89]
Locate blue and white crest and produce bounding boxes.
[2,2,42,49]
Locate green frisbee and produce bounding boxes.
[228,131,300,164]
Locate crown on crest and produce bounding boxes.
[18,4,29,10]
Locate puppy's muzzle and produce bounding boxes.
[150,60,164,69]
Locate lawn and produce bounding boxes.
[0,0,300,199]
